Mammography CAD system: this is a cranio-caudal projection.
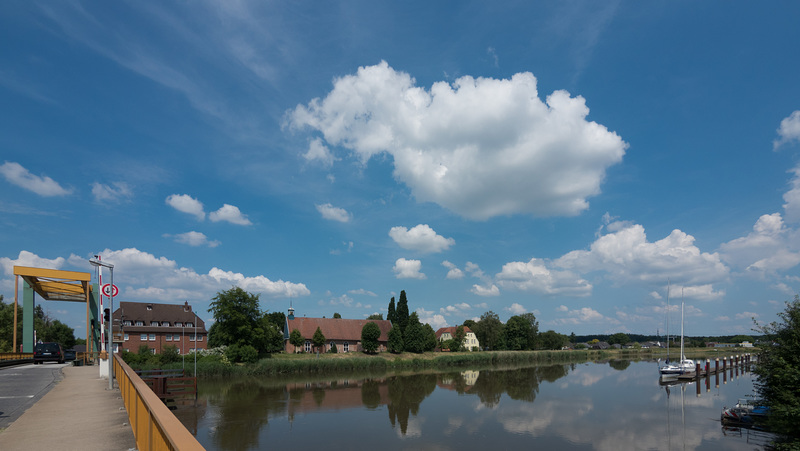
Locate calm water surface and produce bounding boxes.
[174,359,771,450]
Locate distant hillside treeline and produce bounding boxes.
[573,334,763,347]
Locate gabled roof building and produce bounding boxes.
[283,307,393,353]
[112,301,207,355]
[435,326,480,351]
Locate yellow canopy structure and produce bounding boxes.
[12,266,95,355]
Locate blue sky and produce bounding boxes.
[2,2,800,339]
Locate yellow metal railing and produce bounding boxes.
[0,352,33,361]
[113,354,205,451]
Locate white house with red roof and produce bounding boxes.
[435,326,480,351]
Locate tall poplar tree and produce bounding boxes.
[387,297,396,324]
[396,290,409,335]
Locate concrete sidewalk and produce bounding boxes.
[0,365,137,451]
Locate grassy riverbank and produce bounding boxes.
[129,347,756,378]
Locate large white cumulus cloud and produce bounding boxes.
[288,61,627,220]
[555,222,728,299]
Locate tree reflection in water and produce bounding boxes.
[185,363,574,447]
[204,378,287,451]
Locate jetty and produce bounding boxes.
[675,353,754,381]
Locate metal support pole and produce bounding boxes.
[108,267,114,390]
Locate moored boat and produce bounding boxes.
[721,398,769,427]
[660,290,694,379]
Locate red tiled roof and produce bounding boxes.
[435,326,473,340]
[286,317,393,341]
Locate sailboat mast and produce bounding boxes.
[666,282,670,359]
[680,301,685,361]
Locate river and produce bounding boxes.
[173,358,771,450]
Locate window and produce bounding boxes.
[140,334,147,341]
[135,321,144,326]
[174,334,181,341]
[161,321,170,327]
[123,320,132,326]
[197,335,203,342]
[343,342,349,353]
[190,334,195,342]
[166,334,172,341]
[174,322,182,327]
[149,333,156,341]
[150,321,159,327]
[304,341,311,353]
[186,322,193,328]
[124,333,129,341]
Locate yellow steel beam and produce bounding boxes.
[13,266,91,281]
[13,266,93,302]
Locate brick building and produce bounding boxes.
[112,301,207,354]
[283,307,393,353]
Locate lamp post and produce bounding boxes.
[89,258,114,390]
[193,311,199,377]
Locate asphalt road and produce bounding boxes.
[0,362,67,430]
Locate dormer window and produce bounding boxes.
[123,320,132,326]
[174,322,182,327]
[146,304,153,311]
[135,321,144,326]
[150,321,159,327]
[185,322,193,328]
[161,321,170,327]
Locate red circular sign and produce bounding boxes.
[101,283,119,297]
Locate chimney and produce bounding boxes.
[184,300,191,312]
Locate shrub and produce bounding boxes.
[225,344,259,363]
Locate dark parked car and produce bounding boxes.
[33,342,64,364]
[64,349,77,361]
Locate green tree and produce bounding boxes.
[289,329,304,353]
[208,287,262,348]
[476,311,504,351]
[451,325,466,351]
[608,333,631,346]
[208,287,283,356]
[258,316,285,353]
[312,327,326,353]
[396,291,409,335]
[264,311,286,329]
[387,297,396,325]
[387,325,404,353]
[41,320,76,349]
[423,323,437,352]
[403,313,426,353]
[539,330,568,350]
[330,341,338,353]
[505,315,537,350]
[361,322,381,354]
[0,295,22,352]
[367,313,384,320]
[753,296,800,445]
[333,312,342,319]
[520,313,539,348]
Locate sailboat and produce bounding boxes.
[660,291,695,379]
